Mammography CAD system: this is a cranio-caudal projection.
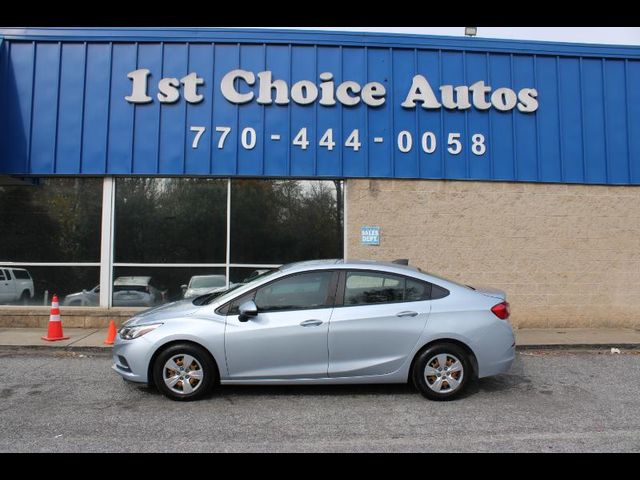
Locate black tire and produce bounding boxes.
[412,343,472,401]
[19,291,30,305]
[153,343,217,401]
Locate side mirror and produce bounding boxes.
[238,300,258,322]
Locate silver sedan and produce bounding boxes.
[112,260,515,401]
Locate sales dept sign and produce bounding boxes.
[125,68,539,159]
[361,226,381,246]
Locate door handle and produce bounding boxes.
[396,311,418,317]
[300,319,323,327]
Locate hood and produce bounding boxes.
[124,299,200,326]
[473,287,507,301]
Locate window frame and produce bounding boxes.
[217,269,340,315]
[334,269,447,308]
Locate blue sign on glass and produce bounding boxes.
[361,226,380,246]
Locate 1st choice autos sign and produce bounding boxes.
[125,68,538,159]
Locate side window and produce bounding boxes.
[431,283,450,300]
[254,271,334,312]
[227,290,257,315]
[13,270,30,280]
[0,270,5,281]
[345,272,405,305]
[405,278,432,302]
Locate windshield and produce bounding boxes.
[190,275,226,289]
[193,268,280,306]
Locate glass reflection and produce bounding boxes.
[230,179,343,264]
[114,178,227,263]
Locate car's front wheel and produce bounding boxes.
[153,343,217,401]
[412,343,472,401]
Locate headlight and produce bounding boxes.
[119,323,163,340]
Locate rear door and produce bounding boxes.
[328,270,431,378]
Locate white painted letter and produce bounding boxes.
[125,69,152,103]
[181,72,205,104]
[361,82,386,107]
[491,88,518,111]
[440,85,471,110]
[517,88,539,112]
[221,69,255,104]
[319,72,336,106]
[469,80,492,110]
[256,71,289,105]
[157,77,180,103]
[336,81,361,106]
[401,75,441,109]
[291,80,319,105]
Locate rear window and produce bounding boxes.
[12,270,31,280]
[190,276,226,289]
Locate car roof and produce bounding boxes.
[280,258,422,274]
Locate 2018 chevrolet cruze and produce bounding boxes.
[112,260,515,401]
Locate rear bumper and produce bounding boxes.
[478,342,515,378]
[475,321,516,378]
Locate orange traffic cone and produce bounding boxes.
[104,320,117,345]
[42,294,70,341]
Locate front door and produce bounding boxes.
[225,270,337,380]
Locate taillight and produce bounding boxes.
[491,301,510,320]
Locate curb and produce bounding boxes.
[516,343,640,350]
[0,345,112,355]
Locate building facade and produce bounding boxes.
[1,28,639,328]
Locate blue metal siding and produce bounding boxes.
[0,28,639,185]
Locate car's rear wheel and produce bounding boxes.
[153,343,217,401]
[412,343,471,401]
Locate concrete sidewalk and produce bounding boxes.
[0,327,639,351]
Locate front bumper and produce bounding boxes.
[111,335,153,383]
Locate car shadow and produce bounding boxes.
[216,383,418,398]
[128,380,418,399]
[130,377,529,400]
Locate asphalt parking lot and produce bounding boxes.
[1,348,638,452]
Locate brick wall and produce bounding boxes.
[347,179,640,328]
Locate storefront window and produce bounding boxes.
[0,265,99,307]
[112,266,227,306]
[230,179,343,264]
[0,177,344,308]
[114,178,227,263]
[0,178,102,306]
[0,178,102,262]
